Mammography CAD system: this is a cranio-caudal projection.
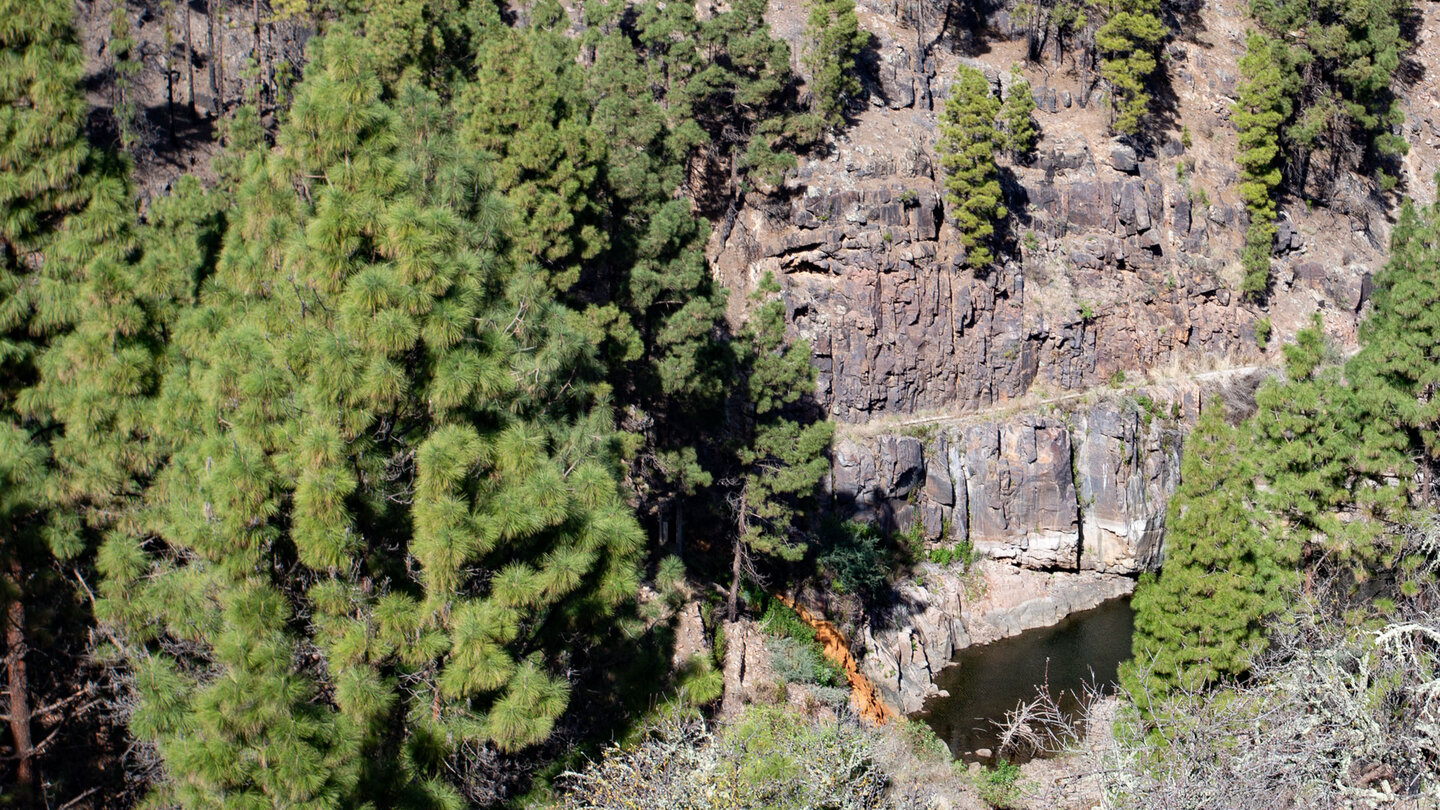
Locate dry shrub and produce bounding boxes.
[555,706,889,809]
[1099,588,1440,809]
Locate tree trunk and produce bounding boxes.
[167,60,175,143]
[251,0,262,106]
[3,558,33,790]
[208,0,223,117]
[726,538,741,621]
[185,0,195,112]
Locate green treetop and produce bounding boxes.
[938,66,1006,269]
[1352,201,1440,485]
[1095,0,1166,135]
[1233,32,1294,299]
[459,25,608,291]
[1251,321,1409,578]
[1248,0,1408,183]
[999,68,1039,158]
[803,0,869,129]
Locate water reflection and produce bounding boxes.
[913,596,1135,762]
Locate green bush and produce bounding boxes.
[974,759,1024,807]
[760,599,818,644]
[897,718,951,764]
[818,518,889,596]
[759,601,848,688]
[926,539,978,567]
[558,707,890,809]
[768,636,843,688]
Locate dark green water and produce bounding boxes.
[913,596,1135,762]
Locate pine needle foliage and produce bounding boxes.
[803,0,869,129]
[100,32,645,808]
[2,0,172,634]
[611,0,813,192]
[1352,201,1440,478]
[1233,32,1294,299]
[727,275,834,617]
[1,2,183,798]
[1252,321,1409,576]
[460,24,608,291]
[1248,0,1410,180]
[937,67,1006,269]
[999,69,1039,159]
[1095,0,1166,135]
[1122,405,1295,717]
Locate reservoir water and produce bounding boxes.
[913,596,1135,762]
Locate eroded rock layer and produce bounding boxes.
[834,398,1181,574]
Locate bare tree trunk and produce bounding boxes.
[251,0,262,106]
[727,492,746,621]
[208,0,223,117]
[185,0,195,112]
[726,538,742,621]
[167,60,176,142]
[3,558,33,790]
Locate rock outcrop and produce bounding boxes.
[717,0,1389,427]
[833,397,1182,575]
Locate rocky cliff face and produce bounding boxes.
[834,398,1181,574]
[832,394,1186,712]
[713,0,1404,422]
[711,0,1440,711]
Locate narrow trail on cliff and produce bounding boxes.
[837,360,1280,439]
[775,595,897,725]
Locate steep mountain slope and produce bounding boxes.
[708,0,1439,710]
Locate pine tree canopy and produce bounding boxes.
[96,32,646,808]
[1122,403,1294,715]
[1353,201,1440,463]
[803,0,869,129]
[1234,31,1294,298]
[938,66,1006,269]
[1095,0,1166,135]
[733,275,834,565]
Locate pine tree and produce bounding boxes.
[625,0,808,197]
[803,0,869,129]
[1121,405,1295,717]
[583,24,729,405]
[1248,0,1408,185]
[1351,201,1440,494]
[727,275,834,619]
[1250,320,1409,577]
[460,24,608,292]
[100,33,646,807]
[0,0,152,794]
[1233,32,1293,299]
[999,67,1039,158]
[937,66,1006,269]
[1095,0,1166,135]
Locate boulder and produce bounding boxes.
[1111,144,1140,174]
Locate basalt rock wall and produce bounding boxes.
[833,397,1182,576]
